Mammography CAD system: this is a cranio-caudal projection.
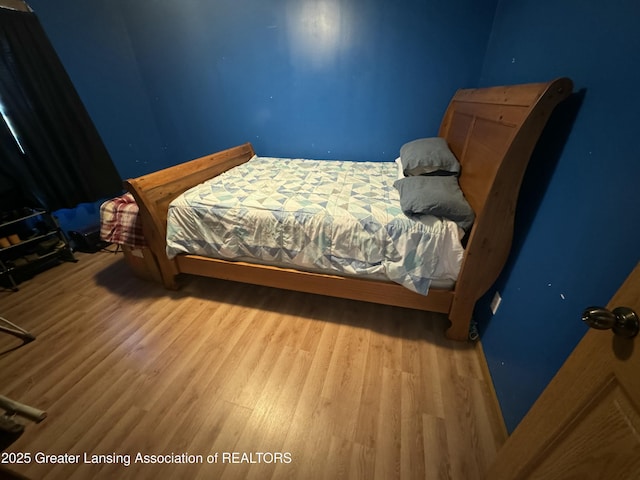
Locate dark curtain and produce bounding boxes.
[0,8,122,211]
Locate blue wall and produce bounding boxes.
[475,0,640,432]
[30,0,497,173]
[30,0,496,231]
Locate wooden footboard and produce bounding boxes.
[124,143,256,289]
[124,78,572,341]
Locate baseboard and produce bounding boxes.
[476,340,509,443]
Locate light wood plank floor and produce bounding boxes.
[0,251,506,479]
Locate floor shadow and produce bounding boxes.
[0,341,31,357]
[92,252,467,349]
[0,465,29,479]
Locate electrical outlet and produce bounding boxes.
[490,291,502,315]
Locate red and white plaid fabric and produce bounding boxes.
[100,193,147,248]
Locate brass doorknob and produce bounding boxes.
[582,306,639,338]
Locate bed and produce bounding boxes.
[124,78,572,341]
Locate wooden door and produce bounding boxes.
[485,262,640,479]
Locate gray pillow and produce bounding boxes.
[394,175,475,231]
[400,137,460,176]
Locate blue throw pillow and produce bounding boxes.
[399,137,460,176]
[394,175,475,231]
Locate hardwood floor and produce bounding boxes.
[0,251,506,479]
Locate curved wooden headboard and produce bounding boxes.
[442,78,573,337]
[440,77,572,215]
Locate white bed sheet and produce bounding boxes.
[166,156,464,295]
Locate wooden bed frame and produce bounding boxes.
[125,78,572,341]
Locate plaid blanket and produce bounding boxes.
[100,193,147,248]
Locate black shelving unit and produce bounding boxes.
[0,208,76,291]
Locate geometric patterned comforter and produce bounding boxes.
[166,156,464,295]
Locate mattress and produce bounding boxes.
[166,156,464,295]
